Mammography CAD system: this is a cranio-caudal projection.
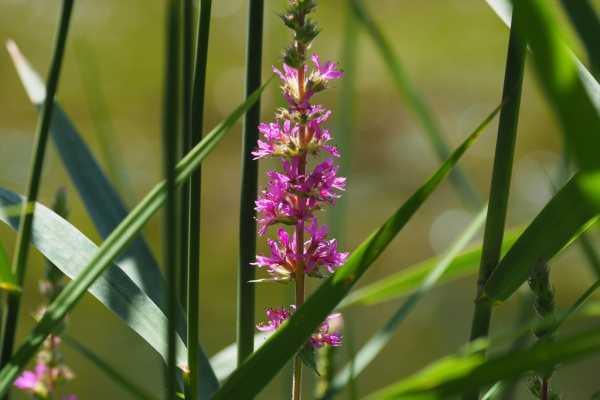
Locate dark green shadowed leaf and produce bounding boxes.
[0,79,270,398]
[482,173,599,304]
[7,41,165,309]
[63,335,159,400]
[208,102,501,400]
[347,0,482,211]
[0,186,187,367]
[558,0,600,77]
[362,324,600,400]
[339,226,524,308]
[298,343,320,377]
[0,238,18,292]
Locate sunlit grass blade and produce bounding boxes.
[481,172,598,304]
[558,0,600,76]
[208,101,500,400]
[362,324,600,400]
[512,0,600,208]
[1,0,75,380]
[0,79,270,398]
[209,334,265,382]
[339,226,524,308]
[63,335,159,400]
[347,0,482,211]
[0,186,187,367]
[486,0,600,208]
[237,0,264,365]
[0,238,18,292]
[6,41,166,309]
[319,206,488,400]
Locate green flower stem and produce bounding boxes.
[0,0,75,391]
[187,0,212,396]
[237,0,264,365]
[462,12,526,400]
[163,0,181,398]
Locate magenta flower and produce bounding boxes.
[14,363,45,390]
[256,306,293,333]
[310,313,343,348]
[62,396,77,400]
[257,306,343,348]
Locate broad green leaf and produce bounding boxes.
[209,334,265,382]
[63,335,159,400]
[362,324,600,400]
[347,0,482,211]
[0,78,270,398]
[486,0,600,208]
[208,102,501,400]
[0,186,187,368]
[7,41,164,310]
[482,173,598,304]
[0,237,18,292]
[339,226,525,308]
[319,206,488,400]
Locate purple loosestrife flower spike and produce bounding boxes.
[253,0,345,383]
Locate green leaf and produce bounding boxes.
[63,335,159,400]
[362,324,600,400]
[347,0,482,211]
[558,0,600,76]
[486,0,600,209]
[482,173,599,304]
[7,41,165,309]
[297,343,320,377]
[0,237,18,292]
[339,226,525,308]
[0,186,187,368]
[208,102,501,400]
[0,78,271,398]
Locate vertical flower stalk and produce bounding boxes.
[252,1,346,398]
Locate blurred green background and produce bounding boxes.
[2,0,600,398]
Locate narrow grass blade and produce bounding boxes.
[558,0,600,77]
[0,238,17,292]
[187,0,212,396]
[63,335,160,400]
[74,36,135,206]
[209,334,265,382]
[347,0,482,211]
[0,79,270,398]
[319,206,488,400]
[1,0,75,378]
[237,0,263,366]
[207,102,500,400]
[0,186,187,367]
[7,41,165,309]
[481,173,599,304]
[339,226,524,308]
[462,16,526,400]
[162,0,181,396]
[362,325,600,400]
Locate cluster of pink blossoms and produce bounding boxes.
[253,0,346,371]
[256,306,342,348]
[251,54,348,284]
